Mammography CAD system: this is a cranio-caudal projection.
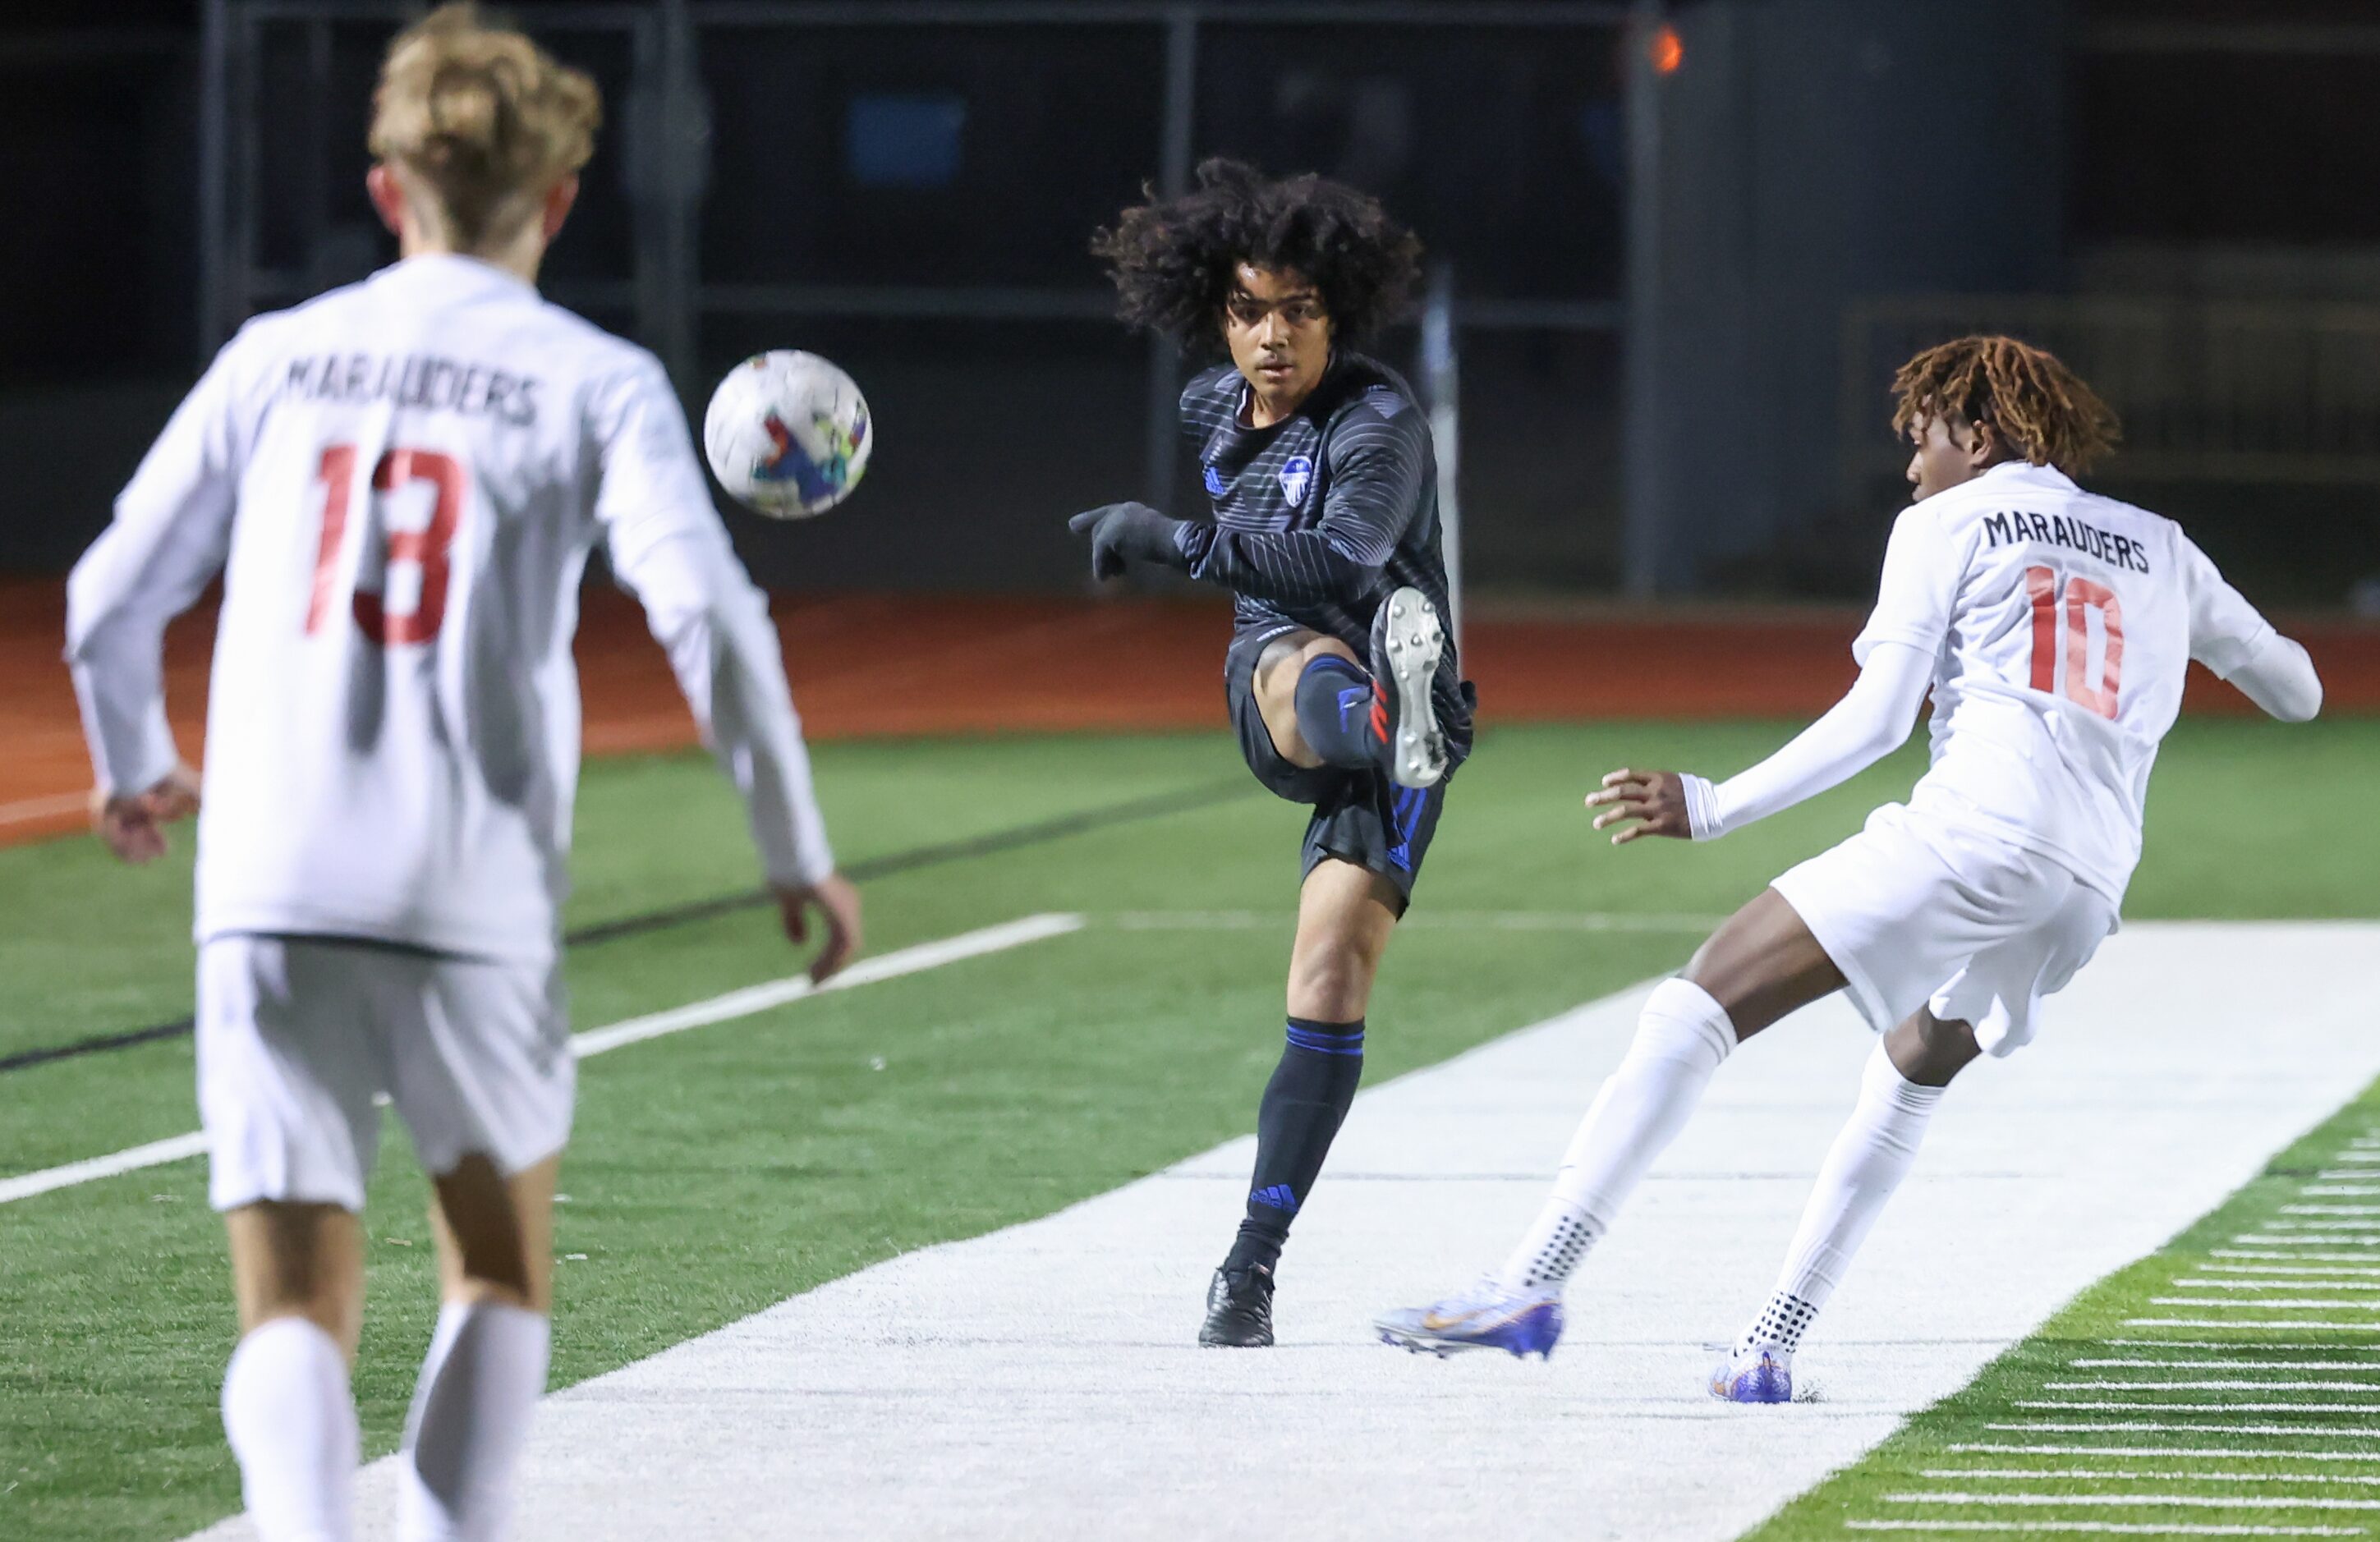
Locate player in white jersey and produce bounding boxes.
[1374,336,2323,1393]
[64,8,860,1537]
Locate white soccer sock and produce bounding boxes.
[220,1316,358,1542]
[1498,978,1735,1293]
[1736,1039,1945,1356]
[397,1301,552,1542]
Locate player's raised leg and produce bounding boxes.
[1711,1009,1977,1402]
[1252,598,1449,791]
[397,1153,558,1542]
[222,1203,367,1542]
[1376,889,1842,1357]
[1201,857,1402,1347]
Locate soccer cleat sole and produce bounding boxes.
[1375,1326,1554,1361]
[1376,588,1448,790]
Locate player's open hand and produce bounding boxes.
[1067,503,1188,581]
[777,871,863,984]
[91,762,201,865]
[1586,767,1691,846]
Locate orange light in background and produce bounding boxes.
[1650,24,1684,76]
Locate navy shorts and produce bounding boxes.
[1224,626,1451,908]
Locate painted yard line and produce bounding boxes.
[2016,1401,2380,1413]
[2220,1255,2380,1265]
[2310,1189,2380,1198]
[1845,1521,2364,1537]
[0,790,89,827]
[2203,1265,2380,1276]
[2044,1379,2380,1392]
[2288,1208,2380,1217]
[2151,1300,2380,1310]
[2176,1281,2380,1291]
[0,913,1083,1207]
[1105,908,1728,933]
[2239,1232,2380,1241]
[2102,1341,2380,1352]
[2070,1361,2380,1371]
[1950,1446,2380,1464]
[1928,1471,2380,1488]
[1989,1422,2380,1440]
[1882,1491,2380,1512]
[2126,1320,2380,1331]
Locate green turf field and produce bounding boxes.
[2,718,2374,1541]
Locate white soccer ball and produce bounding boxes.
[702,350,873,519]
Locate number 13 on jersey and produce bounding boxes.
[307,443,464,645]
[2025,564,2123,719]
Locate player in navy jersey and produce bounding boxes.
[1073,158,1475,1346]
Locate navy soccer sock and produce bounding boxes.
[1224,1017,1367,1275]
[1290,655,1386,772]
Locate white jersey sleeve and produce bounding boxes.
[592,356,834,889]
[65,336,250,795]
[1851,506,1962,666]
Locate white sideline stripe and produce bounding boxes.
[2176,1281,2380,1291]
[1847,1522,2364,1536]
[2222,1255,2380,1264]
[0,791,88,827]
[2240,1232,2380,1241]
[0,914,1083,1207]
[2128,1321,2380,1331]
[2071,1361,2380,1371]
[2311,1189,2380,1198]
[2290,1208,2380,1217]
[2019,1401,2380,1412]
[1954,1445,2380,1463]
[1885,1490,2380,1512]
[1930,1471,2380,1488]
[1106,908,1728,933]
[2203,1265,2380,1276]
[2037,1389,2380,1399]
[1992,1422,2380,1439]
[2152,1300,2380,1310]
[2103,1341,2380,1352]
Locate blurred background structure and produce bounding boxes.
[2,0,2378,610]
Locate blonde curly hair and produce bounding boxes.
[367,3,600,249]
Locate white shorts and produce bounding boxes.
[1770,804,2116,1057]
[198,934,575,1213]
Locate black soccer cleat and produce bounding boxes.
[1368,585,1449,790]
[1198,1264,1275,1347]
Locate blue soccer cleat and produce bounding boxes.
[1374,1277,1564,1359]
[1709,1342,1794,1403]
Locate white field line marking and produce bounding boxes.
[1930,1471,2380,1488]
[2309,1189,2380,1198]
[1884,1490,2380,1512]
[1846,1521,2365,1537]
[0,913,1083,1207]
[2177,1281,2380,1292]
[2238,1232,2380,1241]
[1105,908,1727,933]
[0,791,89,827]
[2127,1321,2380,1331]
[2071,1361,2380,1371]
[2046,1380,2380,1392]
[2203,1265,2380,1277]
[2153,1301,2380,1310]
[1992,1422,2380,1439]
[2103,1340,2380,1352]
[2223,1255,2380,1265]
[1952,1445,2380,1463]
[2288,1208,2380,1217]
[2018,1401,2380,1413]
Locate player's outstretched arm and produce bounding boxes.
[2224,633,2323,723]
[2180,535,2323,723]
[596,356,860,981]
[67,341,246,863]
[1587,641,1935,846]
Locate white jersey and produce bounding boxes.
[1854,460,2277,903]
[67,254,831,962]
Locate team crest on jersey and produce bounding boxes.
[1279,455,1315,507]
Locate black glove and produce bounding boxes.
[1067,502,1191,581]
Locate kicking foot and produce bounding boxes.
[1200,1265,1275,1347]
[1709,1342,1794,1403]
[1369,586,1448,790]
[1374,1277,1563,1360]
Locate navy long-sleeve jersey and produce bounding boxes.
[1175,351,1473,758]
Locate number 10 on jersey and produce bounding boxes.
[308,443,463,645]
[2025,565,2124,719]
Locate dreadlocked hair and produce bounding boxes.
[1091,158,1422,351]
[1890,335,2121,475]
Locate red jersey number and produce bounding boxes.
[307,444,464,645]
[2024,564,2124,720]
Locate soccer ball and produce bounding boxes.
[702,351,873,519]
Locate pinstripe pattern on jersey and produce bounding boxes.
[1175,351,1472,755]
